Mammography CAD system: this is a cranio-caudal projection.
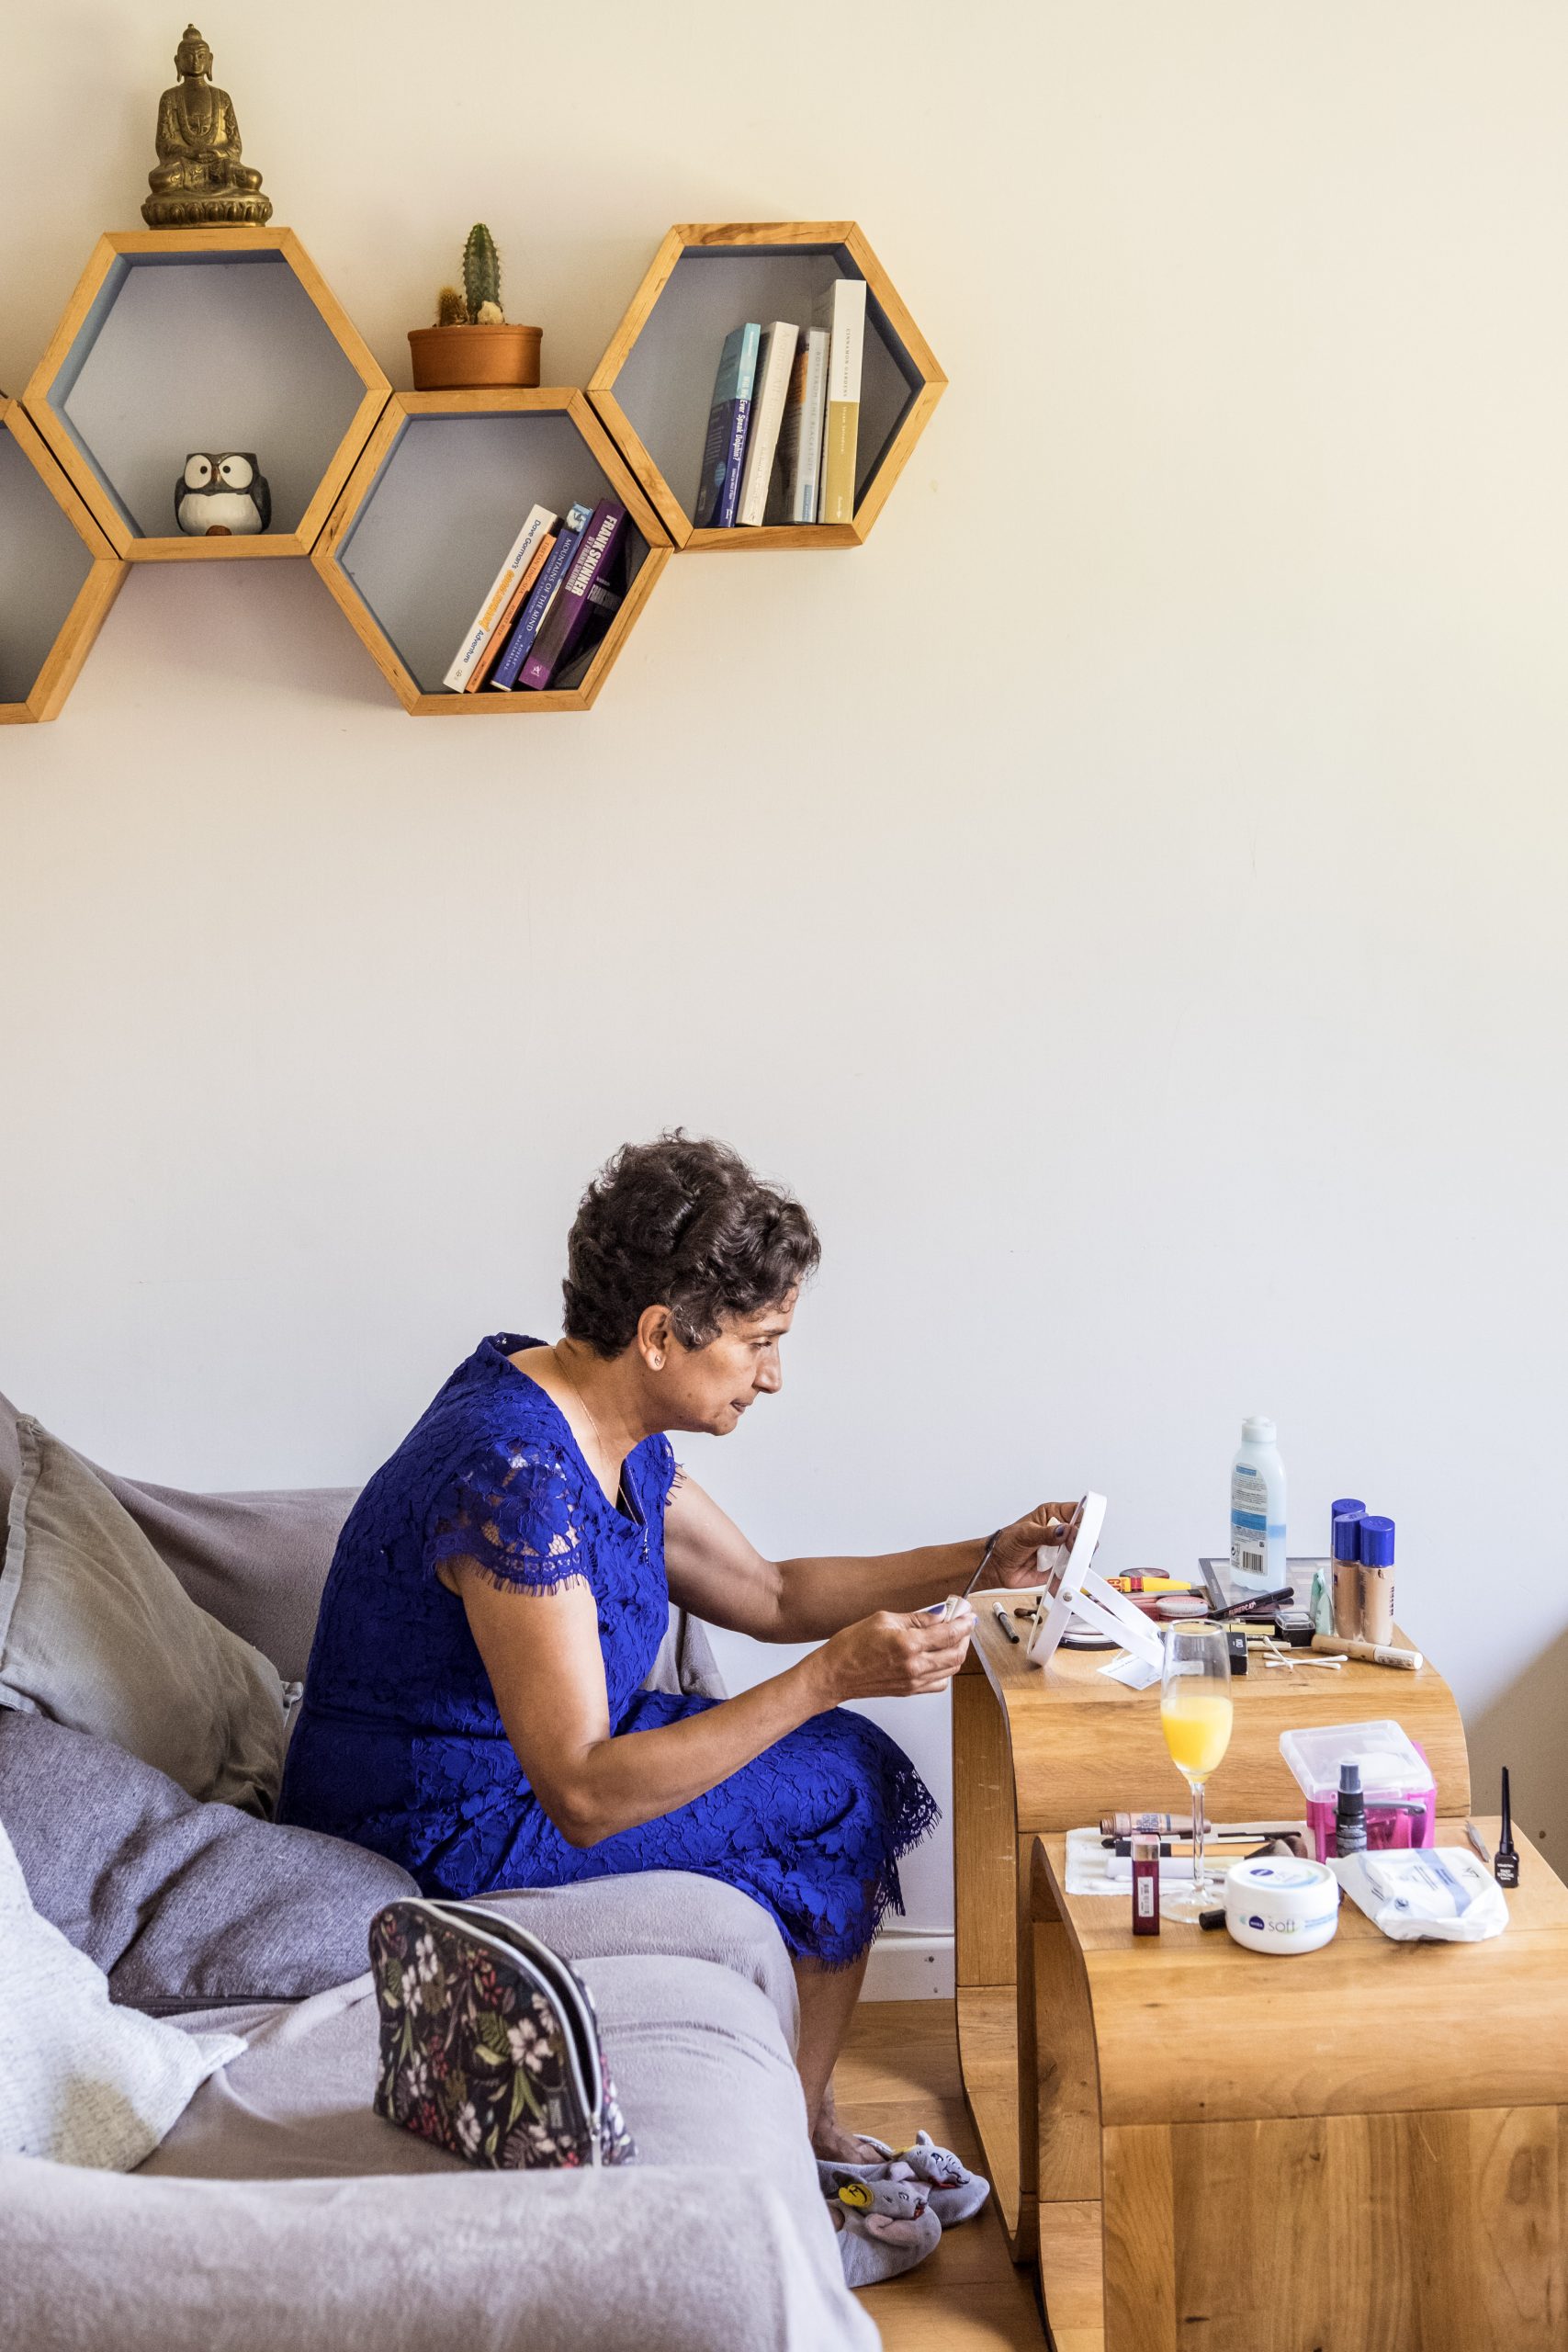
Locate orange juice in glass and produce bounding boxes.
[1160,1624,1233,1910]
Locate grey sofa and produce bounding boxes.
[0,1396,878,2352]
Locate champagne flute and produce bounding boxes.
[1160,1623,1234,1912]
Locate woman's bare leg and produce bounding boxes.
[794,1950,886,2163]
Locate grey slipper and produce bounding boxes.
[819,2132,992,2229]
[832,2197,942,2288]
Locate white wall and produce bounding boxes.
[5,6,1567,1944]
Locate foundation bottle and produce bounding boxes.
[1358,1517,1396,1645]
[1331,1508,1364,1638]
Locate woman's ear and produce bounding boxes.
[637,1303,673,1371]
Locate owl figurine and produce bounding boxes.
[175,451,270,536]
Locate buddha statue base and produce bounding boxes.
[141,187,274,231]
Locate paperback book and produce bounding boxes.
[466,532,557,692]
[443,503,557,691]
[773,326,829,524]
[520,500,628,690]
[488,503,593,692]
[813,278,867,526]
[736,322,799,526]
[693,322,761,529]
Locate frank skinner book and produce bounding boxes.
[520,500,628,689]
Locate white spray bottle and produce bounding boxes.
[1230,1415,1286,1588]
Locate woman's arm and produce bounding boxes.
[454,1565,974,1848]
[663,1475,1082,1643]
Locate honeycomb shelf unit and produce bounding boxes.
[311,390,672,716]
[21,227,389,561]
[588,221,945,554]
[0,397,125,724]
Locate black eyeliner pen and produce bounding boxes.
[1495,1767,1519,1888]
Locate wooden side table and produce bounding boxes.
[1029,1819,1568,2350]
[951,1609,1471,2276]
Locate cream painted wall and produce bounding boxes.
[4,6,1567,1940]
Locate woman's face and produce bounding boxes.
[655,1295,797,1436]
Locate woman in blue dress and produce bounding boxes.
[279,1132,1075,2177]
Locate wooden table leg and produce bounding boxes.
[1032,1836,1107,2348]
[953,1664,1032,2253]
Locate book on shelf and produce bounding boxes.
[520,499,627,691]
[549,552,627,694]
[443,503,557,690]
[735,322,799,526]
[814,277,867,526]
[488,503,593,692]
[771,325,829,525]
[693,322,760,530]
[466,531,557,692]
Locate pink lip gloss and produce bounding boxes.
[1132,1834,1161,1936]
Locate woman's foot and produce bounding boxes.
[813,2119,891,2165]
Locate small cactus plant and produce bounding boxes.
[463,224,503,323]
[435,284,467,326]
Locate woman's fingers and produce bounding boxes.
[991,1498,1087,1588]
[820,1606,975,1702]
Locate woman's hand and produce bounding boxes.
[987,1501,1088,1591]
[812,1604,976,1705]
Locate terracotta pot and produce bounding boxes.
[407,322,542,390]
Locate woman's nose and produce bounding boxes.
[755,1355,783,1395]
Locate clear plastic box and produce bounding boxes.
[1278,1719,1437,1862]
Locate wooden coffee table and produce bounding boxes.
[951,1608,1474,2322]
[1029,1817,1568,2351]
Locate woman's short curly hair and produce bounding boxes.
[561,1132,821,1358]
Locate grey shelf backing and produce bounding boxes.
[47,251,366,539]
[0,430,95,703]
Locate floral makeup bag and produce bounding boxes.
[369,1898,636,2170]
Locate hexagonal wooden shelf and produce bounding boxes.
[311,390,673,715]
[0,397,126,724]
[588,221,945,553]
[22,227,389,561]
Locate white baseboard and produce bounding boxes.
[861,1928,955,2000]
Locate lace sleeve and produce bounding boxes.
[426,1439,588,1597]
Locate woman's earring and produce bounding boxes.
[649,1354,664,1371]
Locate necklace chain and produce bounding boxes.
[556,1348,638,1540]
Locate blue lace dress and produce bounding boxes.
[277,1334,938,1968]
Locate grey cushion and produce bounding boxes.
[0,1385,354,1684]
[1,1420,287,1811]
[0,1713,416,2013]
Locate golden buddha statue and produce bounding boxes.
[141,26,272,228]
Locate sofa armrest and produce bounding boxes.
[4,2154,877,2352]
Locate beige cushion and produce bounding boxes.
[0,1817,243,2170]
[0,1419,286,1811]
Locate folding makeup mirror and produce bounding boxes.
[1024,1492,1165,1670]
